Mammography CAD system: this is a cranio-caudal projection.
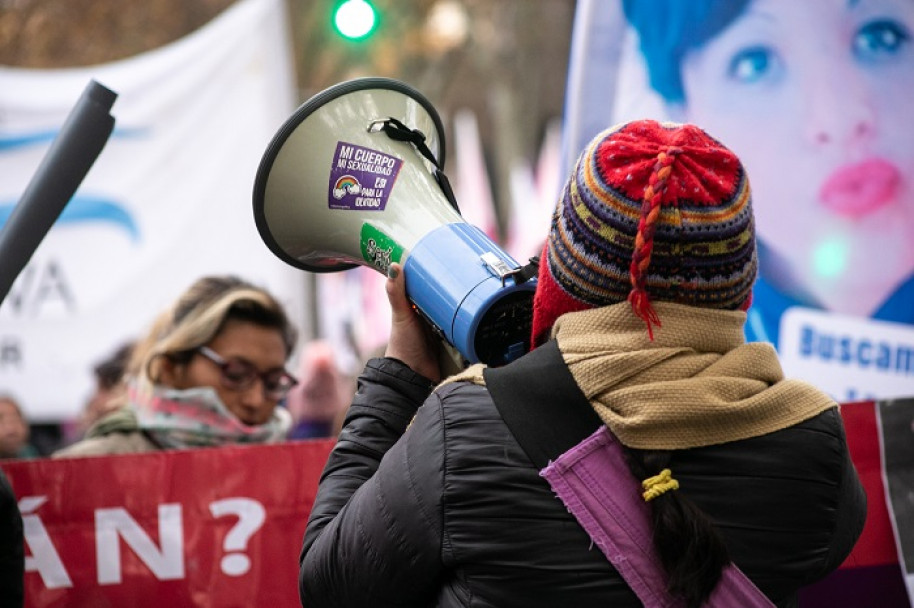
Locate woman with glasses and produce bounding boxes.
[54,275,298,457]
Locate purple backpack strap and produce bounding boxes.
[541,427,775,608]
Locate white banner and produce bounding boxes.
[0,0,308,421]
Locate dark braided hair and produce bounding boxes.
[624,448,731,608]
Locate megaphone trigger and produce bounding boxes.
[510,257,540,285]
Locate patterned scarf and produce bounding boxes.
[128,380,291,449]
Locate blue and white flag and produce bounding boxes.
[0,0,308,421]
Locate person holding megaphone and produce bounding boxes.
[299,120,865,608]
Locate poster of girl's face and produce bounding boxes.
[563,0,914,401]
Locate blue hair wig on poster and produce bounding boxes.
[621,0,752,103]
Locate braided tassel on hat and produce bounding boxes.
[628,147,680,339]
[530,120,757,346]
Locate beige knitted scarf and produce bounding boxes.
[444,301,835,450]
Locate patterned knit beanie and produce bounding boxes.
[531,119,757,346]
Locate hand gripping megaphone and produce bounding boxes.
[253,77,537,367]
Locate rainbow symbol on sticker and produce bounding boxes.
[332,175,362,199]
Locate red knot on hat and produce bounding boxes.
[530,119,757,345]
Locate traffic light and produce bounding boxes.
[333,0,378,40]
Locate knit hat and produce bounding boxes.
[531,119,757,346]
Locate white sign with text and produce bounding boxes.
[780,307,914,403]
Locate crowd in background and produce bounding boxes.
[0,274,353,461]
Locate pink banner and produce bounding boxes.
[2,401,911,606]
[1,439,334,607]
[800,400,912,606]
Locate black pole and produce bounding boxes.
[0,79,117,306]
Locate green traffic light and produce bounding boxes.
[334,0,378,40]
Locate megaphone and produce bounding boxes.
[253,77,537,367]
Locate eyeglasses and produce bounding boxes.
[196,346,298,401]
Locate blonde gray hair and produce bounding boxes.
[130,276,297,383]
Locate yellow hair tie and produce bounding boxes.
[642,468,679,502]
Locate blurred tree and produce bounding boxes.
[0,0,574,238]
[0,0,236,67]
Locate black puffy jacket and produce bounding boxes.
[301,357,866,607]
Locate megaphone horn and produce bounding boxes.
[253,77,536,367]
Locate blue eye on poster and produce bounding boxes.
[563,0,914,404]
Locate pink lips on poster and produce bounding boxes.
[820,158,900,218]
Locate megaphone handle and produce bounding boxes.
[436,340,468,378]
[407,297,468,376]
